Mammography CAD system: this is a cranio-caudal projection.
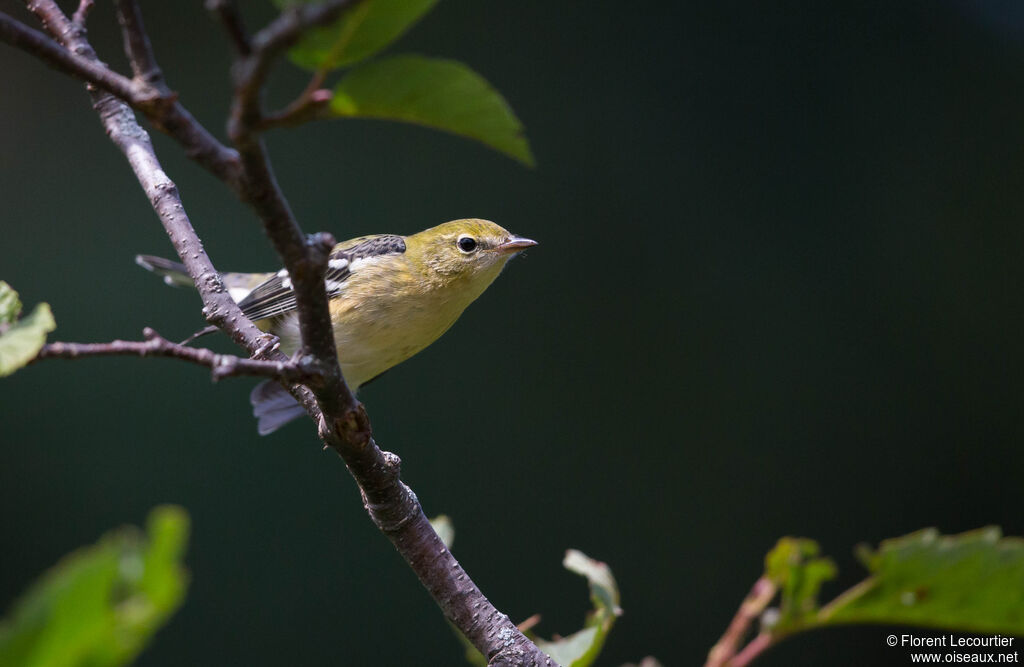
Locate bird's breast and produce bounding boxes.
[270,257,485,389]
[330,289,466,387]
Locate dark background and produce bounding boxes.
[3,1,1024,665]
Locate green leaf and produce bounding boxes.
[280,0,438,71]
[763,537,837,629]
[0,506,190,667]
[819,527,1024,635]
[539,627,600,666]
[452,622,487,667]
[0,282,21,326]
[430,515,455,549]
[449,543,622,666]
[562,549,622,620]
[331,55,534,165]
[620,659,665,667]
[0,282,55,377]
[533,550,622,667]
[429,516,486,666]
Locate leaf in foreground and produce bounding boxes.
[0,506,190,667]
[331,55,534,165]
[763,537,837,630]
[440,518,623,667]
[533,550,623,667]
[729,527,1024,660]
[711,529,1024,666]
[0,281,55,377]
[429,515,455,549]
[621,659,665,667]
[819,527,1024,634]
[0,282,20,326]
[281,0,439,71]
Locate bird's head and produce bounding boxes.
[409,219,537,288]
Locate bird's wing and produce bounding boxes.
[236,234,407,322]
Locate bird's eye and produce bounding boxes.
[457,236,478,253]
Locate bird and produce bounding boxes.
[136,218,537,434]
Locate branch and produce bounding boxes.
[0,12,141,102]
[729,634,774,667]
[35,329,318,383]
[15,2,557,664]
[225,7,557,657]
[253,0,359,57]
[71,0,93,28]
[22,0,325,455]
[706,577,777,667]
[259,0,377,130]
[229,0,358,136]
[206,0,251,56]
[218,12,557,659]
[20,0,268,358]
[114,0,161,84]
[259,87,334,131]
[112,0,244,189]
[2,4,241,189]
[226,2,364,420]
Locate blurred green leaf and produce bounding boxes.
[726,526,1024,665]
[331,55,534,165]
[562,549,622,620]
[0,282,21,326]
[819,527,1024,635]
[0,506,190,667]
[430,515,455,550]
[446,533,621,666]
[0,282,55,377]
[620,658,664,667]
[429,516,487,665]
[538,627,600,667]
[279,0,438,71]
[452,622,487,667]
[533,550,622,667]
[763,537,837,629]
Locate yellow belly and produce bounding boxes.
[269,289,465,390]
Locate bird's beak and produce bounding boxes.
[495,236,538,254]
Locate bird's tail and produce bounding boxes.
[135,254,194,287]
[250,380,306,435]
[138,254,303,433]
[136,254,219,344]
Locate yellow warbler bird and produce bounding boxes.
[137,219,537,434]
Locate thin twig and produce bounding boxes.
[259,87,334,130]
[114,0,162,84]
[23,0,79,42]
[10,1,242,189]
[22,0,323,421]
[229,0,359,135]
[260,11,356,132]
[263,0,373,128]
[206,0,251,56]
[252,0,359,55]
[111,0,245,189]
[36,329,319,383]
[730,634,774,667]
[71,0,93,28]
[0,12,141,102]
[242,0,372,131]
[706,577,777,667]
[21,0,266,357]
